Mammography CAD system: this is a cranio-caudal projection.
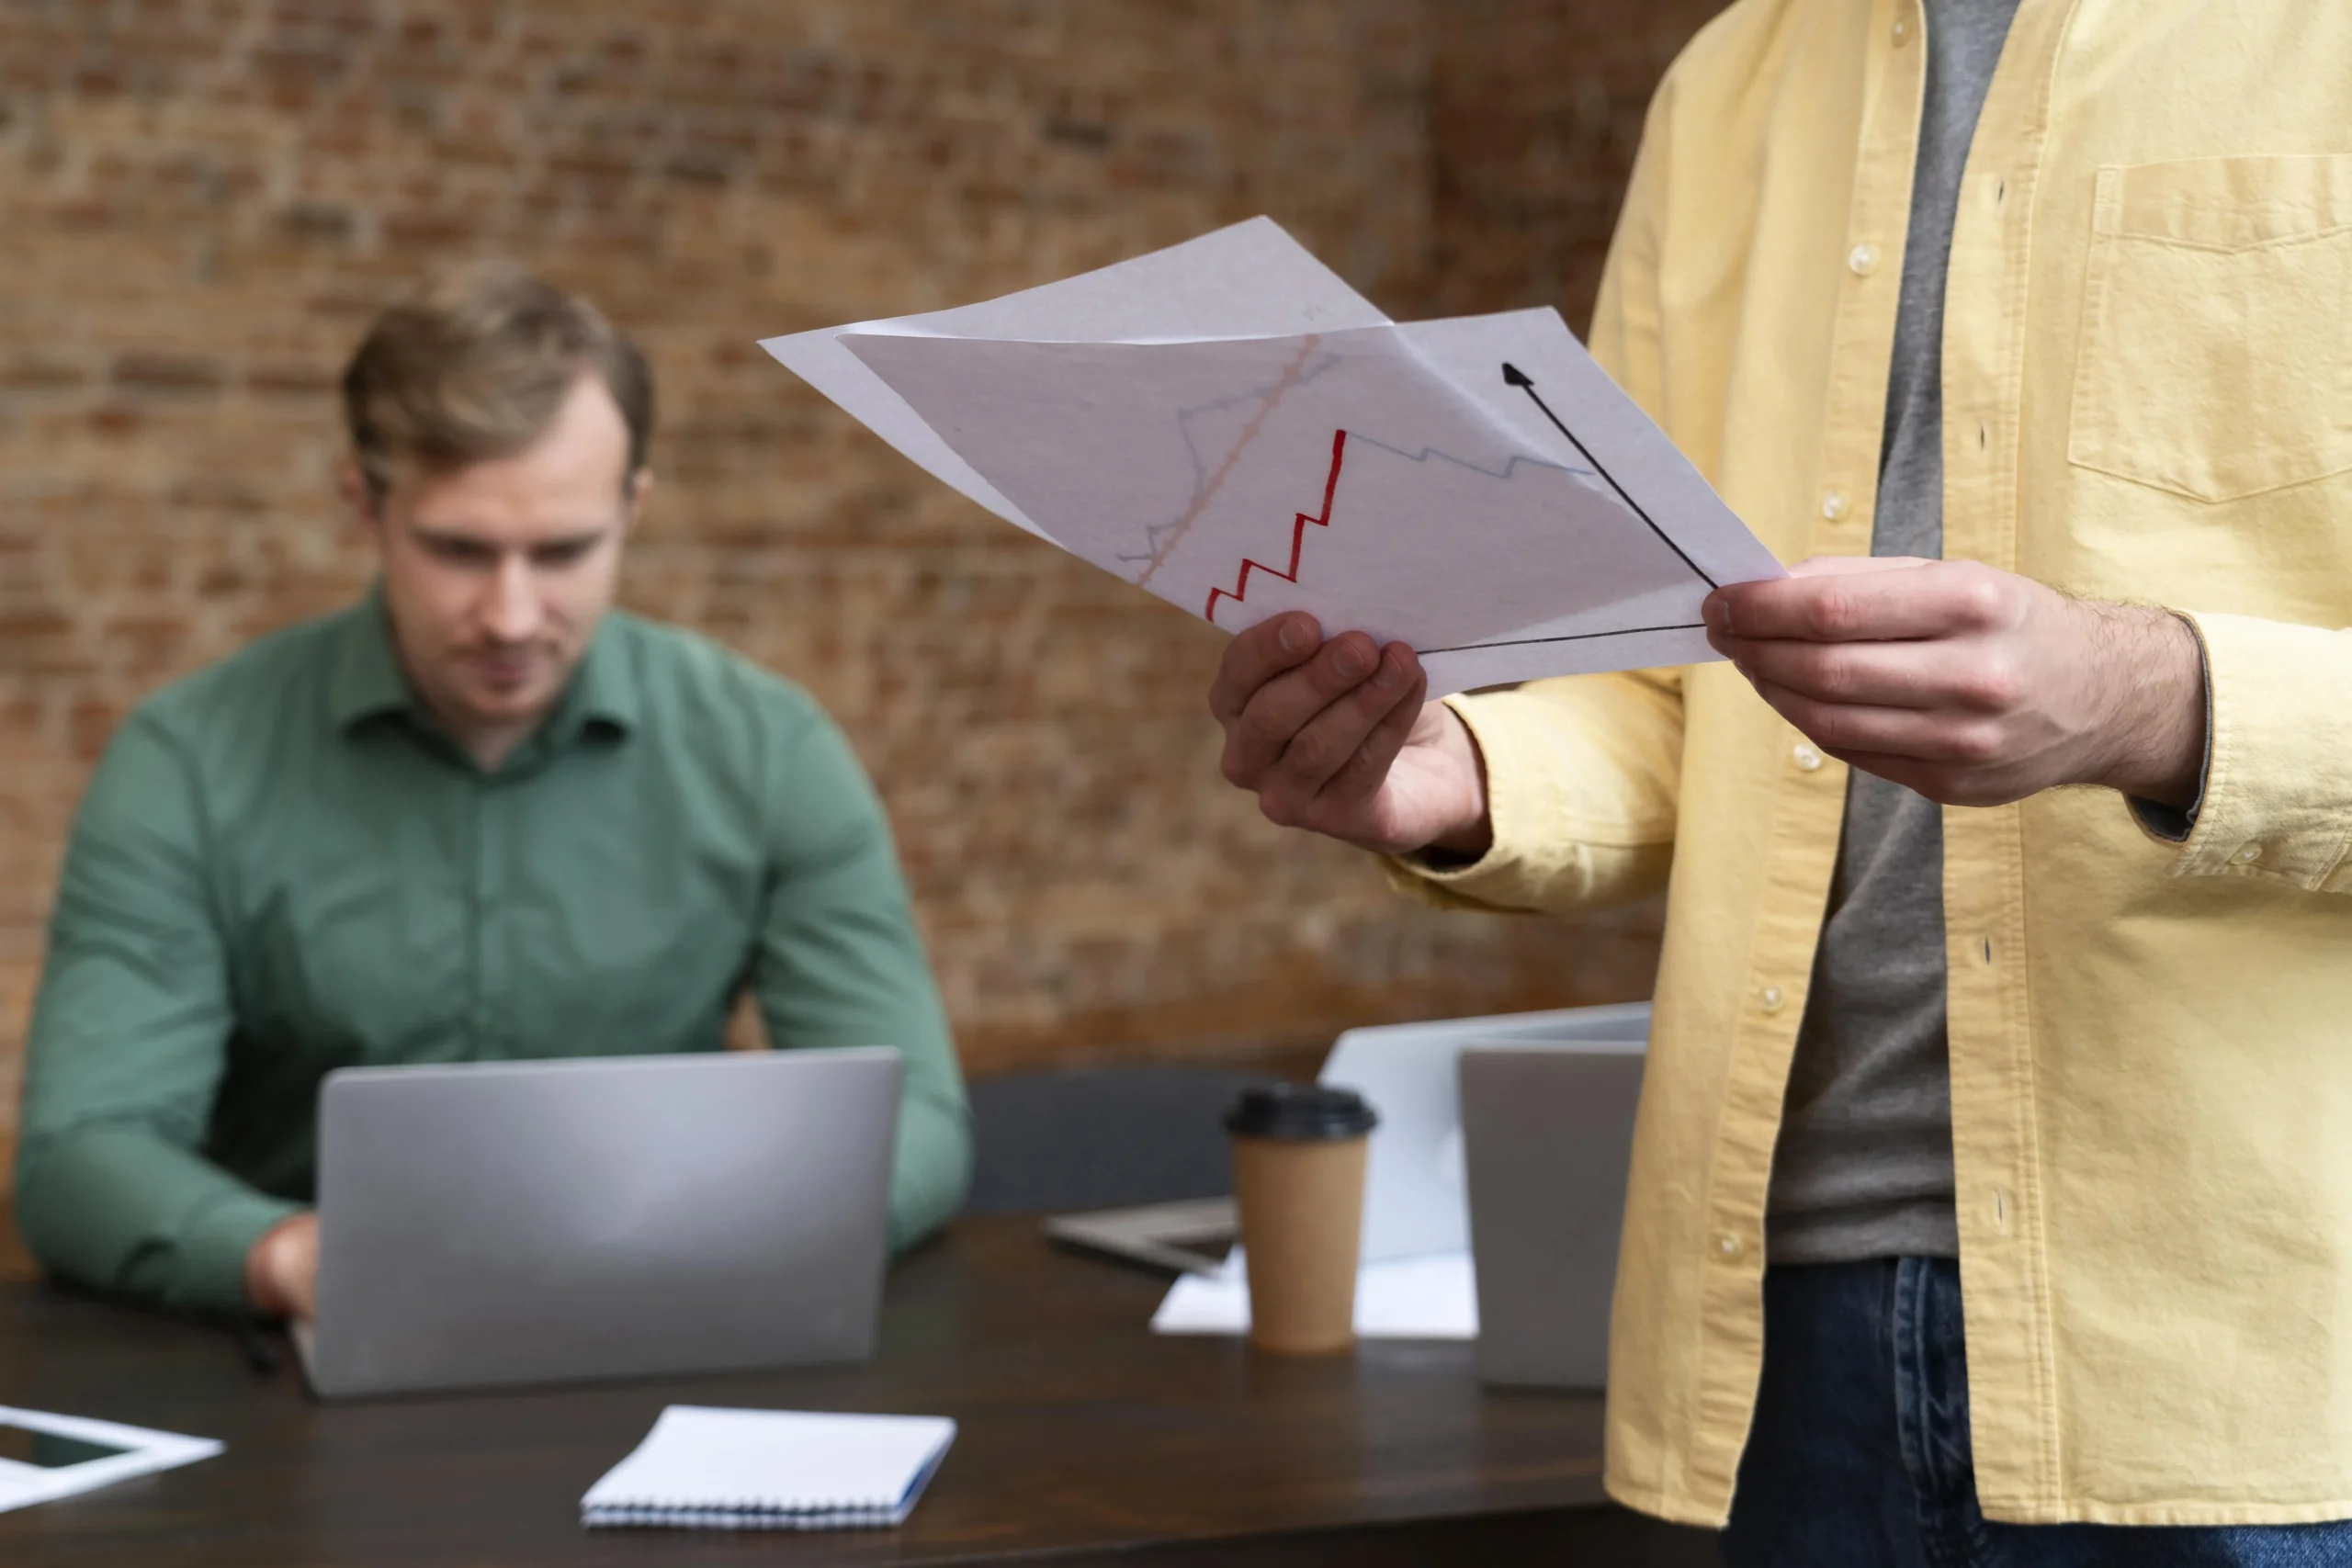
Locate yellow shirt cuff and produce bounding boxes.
[1378,685,1678,914]
[2164,611,2352,891]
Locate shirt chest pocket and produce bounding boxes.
[2069,154,2352,504]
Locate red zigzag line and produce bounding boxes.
[1203,428,1348,625]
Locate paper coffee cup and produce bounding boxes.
[1225,1084,1378,1355]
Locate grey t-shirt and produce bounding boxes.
[1764,0,2020,1266]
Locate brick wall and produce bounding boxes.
[0,0,1727,1179]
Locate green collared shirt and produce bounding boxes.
[14,596,971,1317]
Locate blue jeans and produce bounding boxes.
[1722,1257,2352,1567]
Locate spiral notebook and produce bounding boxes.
[581,1406,956,1530]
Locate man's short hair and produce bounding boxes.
[341,262,655,502]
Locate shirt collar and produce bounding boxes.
[543,615,640,746]
[326,591,640,750]
[325,591,415,733]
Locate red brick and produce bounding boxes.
[110,354,227,398]
[244,363,339,397]
[0,358,89,391]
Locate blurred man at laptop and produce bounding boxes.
[14,265,971,1324]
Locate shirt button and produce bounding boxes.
[2233,842,2264,865]
[1891,14,1913,45]
[1821,488,1850,521]
[1847,242,1881,276]
[1792,743,1824,773]
[1759,984,1785,1013]
[1715,1233,1745,1260]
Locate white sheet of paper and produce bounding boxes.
[761,219,1782,691]
[0,1406,222,1515]
[759,218,1390,540]
[1149,1247,1478,1340]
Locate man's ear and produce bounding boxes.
[337,458,380,532]
[620,467,654,536]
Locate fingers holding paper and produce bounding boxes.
[1211,614,1491,857]
[1703,557,2205,809]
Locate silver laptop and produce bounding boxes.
[297,1048,901,1400]
[1459,1040,1645,1389]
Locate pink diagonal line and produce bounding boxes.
[1204,429,1348,625]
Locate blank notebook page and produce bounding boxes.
[581,1405,957,1530]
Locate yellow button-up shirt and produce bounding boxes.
[1397,0,2352,1529]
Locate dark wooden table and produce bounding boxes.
[0,1214,1716,1566]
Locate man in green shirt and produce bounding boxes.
[12,265,971,1321]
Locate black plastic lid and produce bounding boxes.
[1224,1083,1378,1141]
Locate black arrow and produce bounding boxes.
[1502,362,1717,590]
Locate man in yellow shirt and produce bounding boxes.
[1211,0,2352,1562]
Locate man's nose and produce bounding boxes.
[481,554,544,642]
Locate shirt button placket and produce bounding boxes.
[1829,209,1885,541]
[469,780,492,1053]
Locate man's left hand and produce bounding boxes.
[244,1213,320,1322]
[1703,557,2205,810]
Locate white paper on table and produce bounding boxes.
[759,218,1389,541]
[0,1406,222,1515]
[1149,1247,1478,1340]
[760,219,1783,693]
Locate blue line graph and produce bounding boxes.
[1342,431,1593,485]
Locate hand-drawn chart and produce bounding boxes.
[839,315,1769,693]
[763,220,1782,694]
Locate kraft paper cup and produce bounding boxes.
[1226,1084,1378,1355]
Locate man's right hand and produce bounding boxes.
[244,1212,320,1321]
[1208,612,1492,858]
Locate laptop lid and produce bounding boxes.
[309,1048,900,1399]
[1318,1002,1650,1261]
[1459,1041,1645,1390]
